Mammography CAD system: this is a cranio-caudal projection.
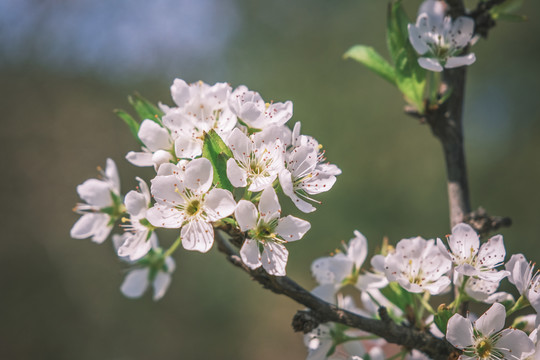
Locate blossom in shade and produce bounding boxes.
[384,237,451,295]
[236,187,310,276]
[446,303,534,360]
[228,85,293,130]
[146,158,236,253]
[226,128,285,192]
[116,177,154,261]
[437,223,509,282]
[505,254,540,314]
[408,0,476,72]
[71,158,121,243]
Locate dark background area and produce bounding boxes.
[1,0,539,359]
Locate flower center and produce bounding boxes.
[185,199,201,216]
[475,338,492,359]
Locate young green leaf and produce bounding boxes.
[379,282,413,312]
[434,304,453,334]
[344,45,396,85]
[128,93,164,125]
[114,109,143,145]
[202,130,234,192]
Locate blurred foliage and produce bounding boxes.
[1,0,539,359]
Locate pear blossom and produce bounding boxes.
[446,303,534,360]
[226,128,285,192]
[505,254,540,314]
[146,158,236,253]
[460,275,514,304]
[116,177,154,261]
[280,122,341,213]
[229,85,293,130]
[119,234,176,301]
[236,187,310,276]
[408,0,476,72]
[437,223,509,282]
[162,79,237,159]
[311,231,387,295]
[126,119,175,169]
[71,158,122,243]
[384,237,451,295]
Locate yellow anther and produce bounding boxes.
[318,144,323,149]
[121,217,130,223]
[265,102,270,109]
[174,187,181,194]
[409,259,413,266]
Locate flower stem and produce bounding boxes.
[164,236,182,258]
[506,295,530,317]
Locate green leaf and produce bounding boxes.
[490,0,524,16]
[344,45,396,85]
[128,93,164,124]
[202,130,234,192]
[434,304,453,334]
[114,109,141,143]
[379,282,413,312]
[492,12,527,22]
[386,0,426,112]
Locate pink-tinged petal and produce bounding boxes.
[408,24,430,55]
[152,271,172,301]
[477,234,506,269]
[150,175,186,207]
[138,120,171,152]
[226,158,248,188]
[126,151,154,167]
[227,128,251,163]
[258,187,281,219]
[445,54,476,69]
[449,223,479,261]
[261,242,288,276]
[446,313,474,349]
[184,158,213,194]
[276,216,310,242]
[497,328,535,360]
[146,205,185,228]
[124,190,147,218]
[105,158,120,194]
[348,230,368,268]
[234,200,258,231]
[174,134,202,160]
[204,188,236,221]
[171,78,190,107]
[418,57,444,72]
[77,178,112,208]
[120,268,149,299]
[474,303,506,336]
[240,239,262,270]
[181,219,214,253]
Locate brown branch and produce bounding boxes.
[214,228,460,360]
[470,0,507,38]
[464,207,512,238]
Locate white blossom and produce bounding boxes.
[437,223,509,282]
[71,158,121,243]
[236,187,310,276]
[146,157,236,253]
[116,177,154,261]
[408,0,476,72]
[126,119,175,169]
[229,85,293,130]
[384,237,451,295]
[226,128,285,192]
[446,303,534,360]
[505,254,540,314]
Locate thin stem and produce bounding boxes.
[164,236,182,258]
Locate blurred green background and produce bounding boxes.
[1,0,539,359]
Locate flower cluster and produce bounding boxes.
[303,223,539,360]
[71,78,340,299]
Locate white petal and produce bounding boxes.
[449,223,479,261]
[126,151,154,167]
[261,242,288,276]
[151,150,173,169]
[227,128,251,163]
[171,78,190,107]
[77,178,112,208]
[146,205,185,228]
[240,239,262,269]
[152,271,172,301]
[418,57,444,72]
[184,158,213,194]
[204,188,236,221]
[474,302,506,336]
[226,158,248,188]
[275,215,310,242]
[408,24,430,55]
[301,173,337,195]
[124,190,147,218]
[234,200,258,231]
[117,231,152,261]
[477,234,506,269]
[258,187,281,220]
[138,120,171,152]
[280,168,316,212]
[174,134,202,159]
[446,314,474,349]
[497,328,535,360]
[71,213,105,239]
[105,158,120,194]
[181,219,214,253]
[445,54,476,69]
[248,173,278,192]
[150,175,186,207]
[449,16,474,49]
[348,230,368,269]
[120,268,149,298]
[311,284,336,303]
